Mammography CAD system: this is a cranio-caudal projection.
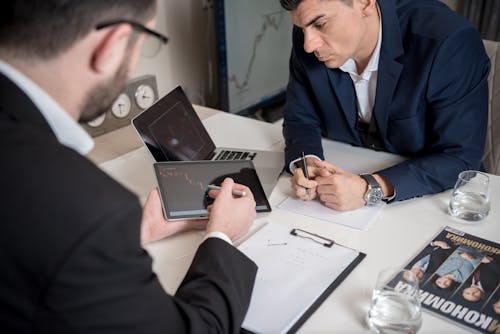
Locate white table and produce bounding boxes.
[98,107,500,334]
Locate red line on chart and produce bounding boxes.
[163,170,204,192]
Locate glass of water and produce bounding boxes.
[367,268,422,334]
[448,170,490,221]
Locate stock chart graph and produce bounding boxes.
[223,1,293,113]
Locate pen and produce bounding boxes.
[301,151,312,198]
[207,184,247,197]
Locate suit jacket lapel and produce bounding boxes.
[326,68,359,139]
[373,0,404,141]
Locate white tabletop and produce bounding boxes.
[98,107,500,334]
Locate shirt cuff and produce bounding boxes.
[203,231,233,245]
[289,154,322,173]
[382,190,396,203]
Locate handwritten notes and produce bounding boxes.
[239,222,361,334]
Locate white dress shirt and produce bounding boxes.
[339,7,382,124]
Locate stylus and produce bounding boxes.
[207,184,247,197]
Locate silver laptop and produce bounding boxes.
[132,86,284,196]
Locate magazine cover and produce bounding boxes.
[393,226,500,333]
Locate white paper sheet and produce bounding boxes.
[277,197,384,230]
[239,222,360,334]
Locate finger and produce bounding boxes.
[219,177,235,197]
[298,179,317,191]
[322,200,342,211]
[316,167,332,177]
[207,189,218,198]
[293,167,305,179]
[296,184,317,200]
[315,174,336,185]
[292,169,311,188]
[148,187,162,206]
[314,160,343,174]
[317,192,337,204]
[232,182,254,199]
[208,178,235,199]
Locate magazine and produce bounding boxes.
[394,226,500,334]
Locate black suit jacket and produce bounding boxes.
[0,72,257,333]
[466,261,500,294]
[410,241,454,275]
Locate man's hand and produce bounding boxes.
[206,178,256,241]
[290,158,321,200]
[431,240,450,249]
[140,188,206,245]
[313,160,367,211]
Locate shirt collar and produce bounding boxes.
[339,4,383,77]
[0,59,94,155]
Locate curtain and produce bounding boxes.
[459,0,500,41]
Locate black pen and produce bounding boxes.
[301,151,311,197]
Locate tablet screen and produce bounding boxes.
[154,160,271,220]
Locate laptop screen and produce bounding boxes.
[132,86,216,161]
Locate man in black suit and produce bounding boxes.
[0,1,258,333]
[462,258,500,302]
[407,240,454,282]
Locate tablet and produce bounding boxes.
[154,160,271,220]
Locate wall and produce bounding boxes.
[132,0,216,106]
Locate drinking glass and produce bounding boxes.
[367,268,422,334]
[448,170,490,221]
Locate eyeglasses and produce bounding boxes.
[96,19,168,58]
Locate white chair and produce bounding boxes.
[482,39,500,175]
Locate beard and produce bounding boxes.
[79,60,130,123]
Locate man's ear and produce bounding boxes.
[358,0,377,16]
[90,24,133,75]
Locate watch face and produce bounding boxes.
[366,188,383,205]
[135,84,155,109]
[111,93,131,118]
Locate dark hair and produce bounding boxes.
[0,0,156,59]
[279,0,352,11]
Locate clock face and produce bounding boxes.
[135,84,155,109]
[111,93,131,118]
[87,113,106,128]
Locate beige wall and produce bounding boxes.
[133,0,216,106]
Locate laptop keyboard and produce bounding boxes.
[214,150,257,161]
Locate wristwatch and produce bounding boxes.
[360,174,383,206]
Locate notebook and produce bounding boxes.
[132,86,284,197]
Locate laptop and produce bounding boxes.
[132,86,284,196]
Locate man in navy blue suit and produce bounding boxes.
[279,0,490,211]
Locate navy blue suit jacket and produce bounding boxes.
[283,0,490,201]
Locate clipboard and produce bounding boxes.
[238,222,366,334]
